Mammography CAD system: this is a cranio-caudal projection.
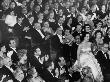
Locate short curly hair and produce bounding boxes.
[17,49,27,60]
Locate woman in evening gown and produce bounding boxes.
[75,32,103,82]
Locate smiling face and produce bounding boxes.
[1,45,6,53]
[96,32,102,39]
[102,43,109,53]
[34,48,41,56]
[84,33,90,42]
[9,39,17,48]
[15,69,24,81]
[44,22,49,28]
[10,2,16,9]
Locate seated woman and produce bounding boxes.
[0,43,7,59]
[14,68,26,82]
[27,67,45,82]
[17,49,29,75]
[74,32,103,82]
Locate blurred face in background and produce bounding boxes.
[58,9,63,16]
[102,43,109,53]
[101,5,106,11]
[35,5,40,12]
[59,57,66,66]
[57,28,63,35]
[49,12,54,19]
[96,32,102,39]
[17,18,23,24]
[4,57,12,67]
[22,8,27,15]
[15,69,24,81]
[75,35,81,44]
[54,3,59,9]
[84,34,90,42]
[71,6,75,13]
[1,45,6,53]
[38,13,44,20]
[45,4,50,10]
[34,23,41,30]
[65,1,70,9]
[78,15,83,22]
[76,25,82,32]
[37,0,42,4]
[44,22,49,28]
[20,54,27,64]
[9,39,17,48]
[98,22,103,27]
[28,16,34,24]
[10,2,16,9]
[85,26,90,32]
[34,48,41,56]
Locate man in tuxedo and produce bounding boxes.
[2,57,15,81]
[31,22,50,54]
[42,60,60,82]
[51,27,64,57]
[71,35,81,61]
[96,43,109,73]
[72,24,83,40]
[56,56,69,81]
[29,47,44,76]
[7,38,19,68]
[13,17,24,49]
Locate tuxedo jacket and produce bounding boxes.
[42,68,60,82]
[7,47,19,65]
[96,50,109,68]
[51,35,63,51]
[2,66,15,80]
[31,29,45,46]
[0,20,12,42]
[13,23,24,38]
[56,65,69,80]
[71,42,78,60]
[29,54,44,76]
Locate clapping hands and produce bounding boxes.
[44,55,49,61]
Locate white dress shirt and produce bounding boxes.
[57,34,63,43]
[36,29,45,39]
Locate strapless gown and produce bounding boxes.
[75,48,103,82]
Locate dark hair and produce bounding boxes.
[83,24,91,32]
[0,42,6,50]
[33,46,41,53]
[81,32,90,41]
[44,60,53,69]
[94,30,103,39]
[9,1,17,8]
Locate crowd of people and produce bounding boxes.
[0,0,110,82]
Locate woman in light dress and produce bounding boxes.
[27,67,45,82]
[75,32,103,82]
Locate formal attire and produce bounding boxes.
[29,54,44,76]
[1,65,15,81]
[96,50,109,73]
[75,47,103,82]
[51,34,64,57]
[7,47,19,70]
[42,68,59,82]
